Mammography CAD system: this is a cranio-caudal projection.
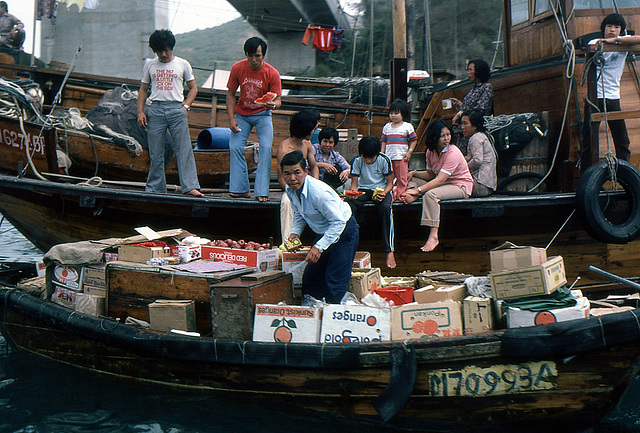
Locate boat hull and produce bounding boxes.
[3,172,640,283]
[0,287,639,430]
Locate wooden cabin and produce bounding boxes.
[416,0,640,192]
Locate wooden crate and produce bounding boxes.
[210,271,293,340]
[106,262,249,335]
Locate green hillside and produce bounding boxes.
[176,18,259,86]
[177,0,503,85]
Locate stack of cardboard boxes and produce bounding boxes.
[488,242,588,328]
[49,263,106,316]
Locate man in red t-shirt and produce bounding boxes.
[226,37,282,202]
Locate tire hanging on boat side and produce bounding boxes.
[576,160,640,244]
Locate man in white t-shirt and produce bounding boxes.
[137,29,203,196]
[581,13,640,171]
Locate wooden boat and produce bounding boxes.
[1,2,640,283]
[1,263,640,430]
[0,114,258,188]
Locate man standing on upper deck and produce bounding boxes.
[581,13,640,172]
[0,2,25,50]
[226,37,282,202]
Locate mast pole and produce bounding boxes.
[30,0,37,66]
[391,0,408,101]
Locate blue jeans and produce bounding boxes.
[229,111,273,197]
[146,101,200,193]
[303,216,359,303]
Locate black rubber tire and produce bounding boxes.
[575,160,640,244]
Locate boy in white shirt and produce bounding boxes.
[137,29,203,196]
[581,13,640,171]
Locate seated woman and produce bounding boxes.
[450,59,493,154]
[460,110,497,197]
[399,120,473,252]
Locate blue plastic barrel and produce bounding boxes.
[196,127,231,150]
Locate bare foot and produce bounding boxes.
[229,192,251,198]
[185,189,205,197]
[257,196,270,202]
[386,252,396,269]
[400,189,420,204]
[420,237,439,252]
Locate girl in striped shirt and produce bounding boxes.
[381,99,417,200]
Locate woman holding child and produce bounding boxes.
[399,120,473,252]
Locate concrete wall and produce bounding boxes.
[40,0,168,80]
[265,31,316,75]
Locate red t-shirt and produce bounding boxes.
[227,59,282,116]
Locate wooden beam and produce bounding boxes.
[591,109,640,122]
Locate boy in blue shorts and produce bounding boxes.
[346,136,396,269]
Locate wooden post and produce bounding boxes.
[391,0,408,102]
[586,51,599,171]
[210,62,217,127]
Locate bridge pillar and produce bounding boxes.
[265,32,316,75]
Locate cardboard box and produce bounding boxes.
[253,304,322,343]
[117,245,170,263]
[414,284,467,304]
[51,285,78,309]
[82,265,106,289]
[148,299,197,332]
[36,261,46,277]
[490,242,547,273]
[353,251,371,269]
[75,293,106,316]
[350,268,381,299]
[320,304,390,343]
[463,296,494,335]
[490,256,566,300]
[52,264,84,291]
[391,300,463,340]
[201,245,279,271]
[506,296,590,328]
[281,250,308,271]
[83,284,107,297]
[103,252,118,262]
[170,244,202,263]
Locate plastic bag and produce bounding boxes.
[340,291,361,305]
[361,292,391,308]
[287,260,308,286]
[302,294,325,307]
[465,276,492,298]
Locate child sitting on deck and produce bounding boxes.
[277,109,319,242]
[346,136,396,269]
[312,126,351,191]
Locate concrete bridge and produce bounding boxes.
[227,0,352,74]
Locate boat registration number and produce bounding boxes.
[427,361,557,397]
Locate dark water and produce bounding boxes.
[1,219,640,432]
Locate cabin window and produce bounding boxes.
[574,0,636,7]
[510,0,529,25]
[534,0,551,15]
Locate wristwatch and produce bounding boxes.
[615,35,622,44]
[315,245,324,254]
[182,104,191,111]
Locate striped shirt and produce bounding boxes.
[381,122,417,160]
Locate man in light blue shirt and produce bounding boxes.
[283,150,359,303]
